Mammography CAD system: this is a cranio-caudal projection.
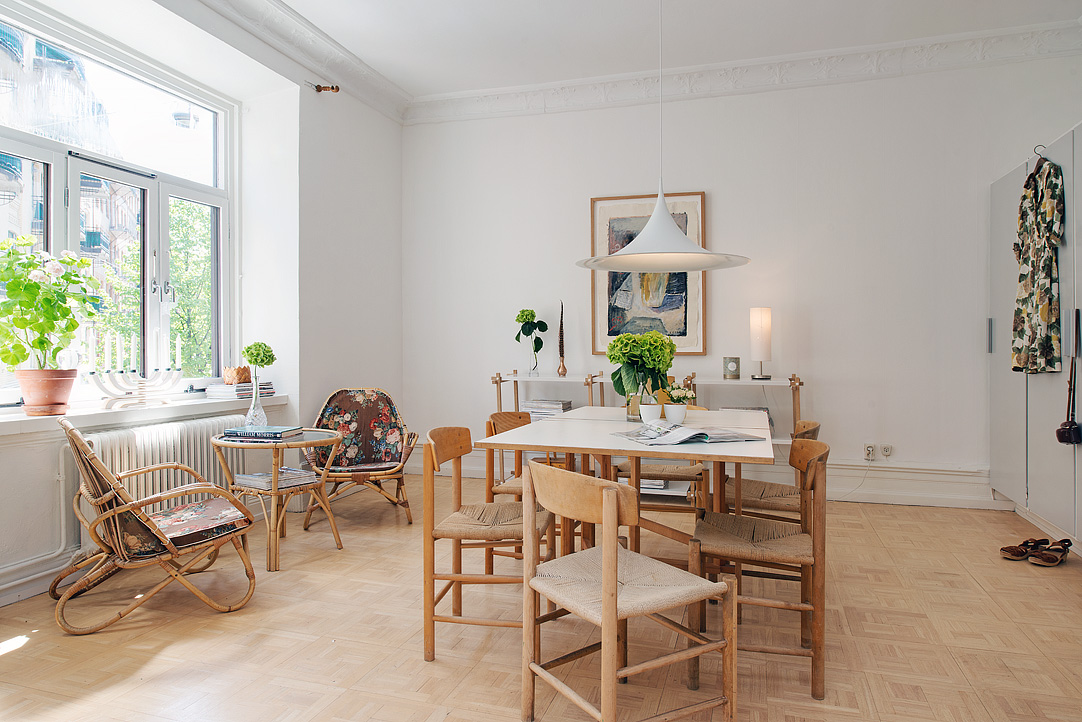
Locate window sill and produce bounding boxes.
[0,394,289,438]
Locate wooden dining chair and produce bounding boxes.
[690,438,830,699]
[51,419,257,635]
[523,460,737,722]
[724,420,821,520]
[422,426,555,661]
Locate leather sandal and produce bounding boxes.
[1000,538,1049,560]
[1028,539,1073,566]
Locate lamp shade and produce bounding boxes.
[578,181,750,273]
[750,307,772,362]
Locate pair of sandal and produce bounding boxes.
[999,538,1073,566]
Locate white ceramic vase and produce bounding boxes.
[639,402,663,423]
[663,403,687,425]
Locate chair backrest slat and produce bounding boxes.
[489,411,531,434]
[789,438,830,491]
[527,461,638,526]
[792,420,821,441]
[427,427,473,471]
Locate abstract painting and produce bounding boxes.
[590,192,706,355]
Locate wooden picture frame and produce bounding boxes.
[589,192,706,355]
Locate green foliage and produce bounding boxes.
[0,236,99,370]
[168,198,214,376]
[513,308,548,353]
[242,341,276,368]
[606,331,676,401]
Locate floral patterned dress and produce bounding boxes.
[1012,158,1065,373]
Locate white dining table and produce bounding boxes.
[474,406,775,553]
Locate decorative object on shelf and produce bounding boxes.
[557,301,567,377]
[0,235,100,415]
[87,369,184,409]
[588,192,709,356]
[223,365,251,384]
[515,308,548,377]
[576,2,748,275]
[750,307,772,380]
[607,330,676,421]
[241,341,276,426]
[723,356,740,380]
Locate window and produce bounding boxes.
[0,15,230,404]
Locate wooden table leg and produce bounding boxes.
[628,457,640,553]
[734,463,743,516]
[269,448,281,572]
[712,461,724,514]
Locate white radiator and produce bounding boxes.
[84,414,247,514]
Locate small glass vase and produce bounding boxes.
[625,395,640,422]
[245,367,267,426]
[524,340,539,377]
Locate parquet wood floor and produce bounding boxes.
[1,475,1080,721]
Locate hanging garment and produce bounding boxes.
[1012,157,1066,373]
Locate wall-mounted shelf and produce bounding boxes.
[491,371,608,411]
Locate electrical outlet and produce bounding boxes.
[881,444,893,457]
[864,443,876,461]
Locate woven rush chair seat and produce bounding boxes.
[725,477,800,512]
[695,510,812,566]
[434,501,553,541]
[491,478,524,496]
[614,460,705,481]
[148,498,250,548]
[531,544,721,625]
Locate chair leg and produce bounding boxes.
[397,479,413,524]
[688,538,703,687]
[801,563,812,649]
[423,532,436,661]
[601,615,618,721]
[720,576,738,721]
[523,584,537,721]
[811,560,825,700]
[452,540,463,617]
[617,618,628,685]
[734,562,743,624]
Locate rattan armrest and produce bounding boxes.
[116,462,211,485]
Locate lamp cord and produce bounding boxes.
[658,0,663,184]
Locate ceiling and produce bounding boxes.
[279,0,1082,99]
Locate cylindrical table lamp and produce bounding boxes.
[750,307,772,380]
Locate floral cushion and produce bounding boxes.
[148,497,249,548]
[314,389,407,468]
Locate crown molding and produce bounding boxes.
[405,20,1082,125]
[196,0,411,122]
[190,4,1082,127]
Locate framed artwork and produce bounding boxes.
[589,191,706,355]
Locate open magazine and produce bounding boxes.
[615,420,764,446]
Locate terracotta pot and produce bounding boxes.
[15,369,78,416]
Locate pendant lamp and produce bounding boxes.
[577,2,748,273]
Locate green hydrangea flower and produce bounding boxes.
[606,331,676,400]
[515,309,536,324]
[242,341,276,368]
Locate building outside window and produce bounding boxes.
[0,18,229,404]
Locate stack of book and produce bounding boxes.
[223,425,303,440]
[639,478,667,491]
[232,466,317,491]
[521,399,572,421]
[205,381,275,399]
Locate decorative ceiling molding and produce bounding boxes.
[192,3,1082,126]
[404,20,1082,125]
[196,0,411,121]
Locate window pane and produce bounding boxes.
[0,149,47,403]
[80,173,143,373]
[168,197,216,377]
[0,21,217,186]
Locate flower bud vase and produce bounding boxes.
[245,367,267,426]
[524,340,539,376]
[625,396,640,422]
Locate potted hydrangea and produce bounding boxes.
[606,330,676,421]
[0,236,99,415]
[241,341,276,426]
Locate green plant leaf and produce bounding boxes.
[536,321,548,332]
[620,364,639,398]
[521,321,536,336]
[611,368,625,397]
[515,331,521,342]
[533,336,542,353]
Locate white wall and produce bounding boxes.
[297,91,404,427]
[402,57,1082,497]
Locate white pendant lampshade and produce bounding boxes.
[750,307,772,380]
[577,181,750,272]
[576,0,749,274]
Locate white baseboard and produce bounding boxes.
[407,453,1011,510]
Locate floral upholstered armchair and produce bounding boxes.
[303,388,417,528]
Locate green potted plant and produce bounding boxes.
[606,331,676,421]
[664,386,695,424]
[241,341,276,426]
[515,309,548,376]
[0,236,99,415]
